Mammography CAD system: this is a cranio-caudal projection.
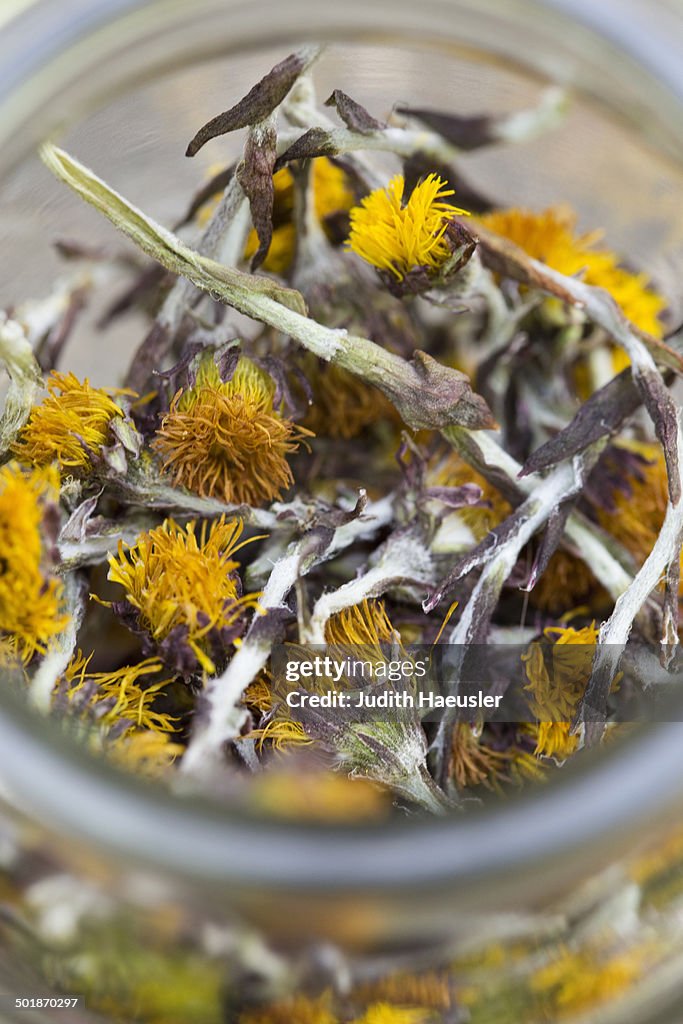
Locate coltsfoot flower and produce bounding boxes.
[478,206,667,337]
[104,516,262,674]
[12,370,131,471]
[0,461,67,660]
[56,652,183,775]
[346,174,469,281]
[152,356,312,507]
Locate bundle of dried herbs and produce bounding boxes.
[1,46,682,817]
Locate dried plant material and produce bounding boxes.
[0,462,67,662]
[152,356,312,506]
[12,371,131,471]
[185,48,320,156]
[103,516,262,674]
[0,47,676,828]
[346,174,470,282]
[5,47,683,1024]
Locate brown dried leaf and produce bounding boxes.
[324,89,386,134]
[237,122,278,271]
[274,127,338,171]
[521,369,644,476]
[636,367,681,505]
[186,50,315,157]
[396,106,498,150]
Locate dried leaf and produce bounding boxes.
[325,89,386,134]
[524,499,575,592]
[636,367,680,504]
[521,369,645,476]
[396,106,498,150]
[237,120,278,271]
[186,48,318,157]
[274,127,338,171]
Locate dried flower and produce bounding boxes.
[325,599,396,647]
[0,462,67,660]
[55,652,183,776]
[346,174,469,281]
[478,206,667,337]
[12,370,130,471]
[152,356,312,506]
[104,516,262,674]
[450,723,509,791]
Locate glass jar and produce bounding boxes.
[2,1,683,1022]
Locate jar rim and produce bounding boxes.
[1,686,683,891]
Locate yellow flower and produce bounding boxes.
[528,721,578,761]
[353,972,454,1014]
[57,653,183,777]
[346,174,469,281]
[325,599,397,647]
[250,771,389,821]
[0,462,68,660]
[105,516,262,674]
[523,623,599,723]
[12,370,130,471]
[243,602,397,755]
[61,652,178,732]
[152,356,312,507]
[478,206,667,337]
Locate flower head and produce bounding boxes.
[346,174,469,281]
[57,652,184,776]
[478,206,667,336]
[12,370,130,471]
[104,516,262,674]
[0,462,67,660]
[152,356,312,507]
